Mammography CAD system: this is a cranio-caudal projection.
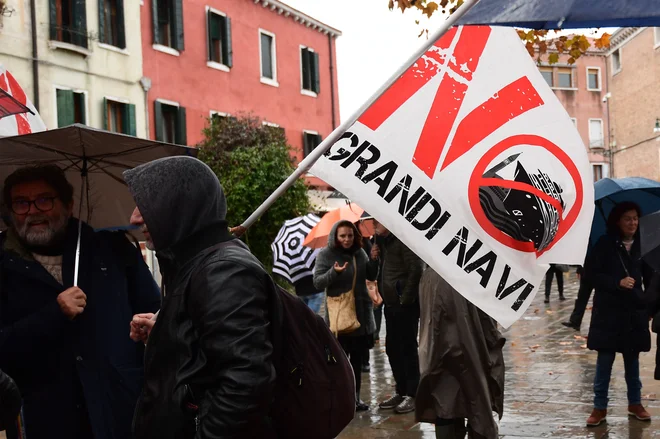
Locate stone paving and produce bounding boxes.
[339,276,660,438]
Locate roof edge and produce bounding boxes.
[252,0,342,37]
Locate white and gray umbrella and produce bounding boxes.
[271,213,321,283]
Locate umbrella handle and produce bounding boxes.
[73,166,87,287]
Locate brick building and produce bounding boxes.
[537,42,610,182]
[606,27,660,180]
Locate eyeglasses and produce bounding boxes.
[10,196,58,215]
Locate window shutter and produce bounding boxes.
[176,106,187,145]
[49,0,57,40]
[125,103,137,136]
[56,89,75,127]
[98,0,105,44]
[224,16,232,68]
[314,133,322,150]
[73,0,88,48]
[154,101,163,141]
[206,11,213,60]
[312,52,320,94]
[151,0,160,44]
[173,0,184,51]
[75,92,86,124]
[116,0,126,48]
[301,48,310,90]
[303,132,310,156]
[102,97,109,130]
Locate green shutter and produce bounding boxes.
[301,48,310,90]
[224,16,232,68]
[173,0,184,51]
[313,52,320,94]
[124,103,136,136]
[151,0,160,44]
[49,0,57,40]
[116,0,126,48]
[98,0,105,44]
[56,89,75,127]
[207,11,220,61]
[302,132,310,156]
[315,133,322,149]
[73,0,88,48]
[154,101,163,141]
[102,97,108,130]
[176,106,187,145]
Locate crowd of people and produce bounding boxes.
[0,158,658,438]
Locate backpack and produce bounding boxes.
[268,281,356,439]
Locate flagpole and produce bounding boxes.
[240,0,481,231]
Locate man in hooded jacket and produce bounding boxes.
[124,156,277,439]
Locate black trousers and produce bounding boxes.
[374,303,384,339]
[568,276,594,326]
[384,304,420,397]
[545,265,564,297]
[338,334,369,397]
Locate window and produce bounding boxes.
[612,49,621,73]
[49,0,88,48]
[103,98,136,135]
[155,100,186,145]
[589,119,604,148]
[99,0,125,48]
[557,68,573,88]
[539,67,553,87]
[152,0,184,51]
[207,9,232,68]
[301,47,320,94]
[303,131,322,157]
[587,67,600,91]
[263,121,285,138]
[56,88,86,127]
[593,164,603,182]
[655,28,660,47]
[259,30,277,85]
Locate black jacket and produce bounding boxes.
[0,220,161,439]
[587,234,651,353]
[0,368,20,431]
[125,157,276,439]
[378,234,423,306]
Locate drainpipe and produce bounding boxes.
[29,0,39,111]
[327,34,337,129]
[140,77,152,139]
[604,57,613,177]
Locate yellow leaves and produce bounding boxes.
[423,1,439,18]
[388,0,395,10]
[548,53,559,65]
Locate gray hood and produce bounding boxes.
[326,220,361,252]
[123,156,227,251]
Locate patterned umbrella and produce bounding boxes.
[271,213,321,283]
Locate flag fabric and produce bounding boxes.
[309,25,594,328]
[0,64,47,137]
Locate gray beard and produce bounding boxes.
[16,213,69,253]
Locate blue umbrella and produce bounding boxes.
[458,0,660,29]
[590,177,660,247]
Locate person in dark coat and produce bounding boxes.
[0,368,20,432]
[313,219,377,412]
[0,165,161,439]
[125,157,277,439]
[586,201,652,427]
[543,264,565,303]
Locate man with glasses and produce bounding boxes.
[0,165,161,439]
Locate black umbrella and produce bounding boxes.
[640,211,660,271]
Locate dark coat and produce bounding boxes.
[416,269,505,438]
[378,234,423,306]
[0,368,20,431]
[313,222,377,337]
[0,220,161,439]
[587,234,651,353]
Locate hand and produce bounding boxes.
[619,277,636,289]
[230,226,246,237]
[57,287,87,320]
[130,313,156,343]
[370,244,380,260]
[333,262,349,273]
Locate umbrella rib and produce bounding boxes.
[91,143,193,161]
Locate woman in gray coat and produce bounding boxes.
[314,220,378,411]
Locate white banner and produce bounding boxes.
[310,26,594,327]
[0,64,47,138]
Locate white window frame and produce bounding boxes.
[586,67,601,91]
[588,118,605,149]
[53,85,89,128]
[591,163,609,181]
[299,45,318,98]
[262,121,280,128]
[152,44,180,57]
[156,98,180,108]
[210,110,230,118]
[206,6,230,72]
[612,49,622,75]
[655,28,660,49]
[259,29,278,87]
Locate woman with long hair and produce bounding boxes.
[313,220,378,411]
[586,201,652,426]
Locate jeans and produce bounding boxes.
[545,265,563,297]
[299,292,324,314]
[385,304,420,397]
[568,277,593,326]
[594,350,642,409]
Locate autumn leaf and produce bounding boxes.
[529,344,541,350]
[533,308,540,314]
[546,310,553,314]
[388,0,394,10]
[559,341,572,345]
[595,33,611,49]
[580,344,587,349]
[418,28,425,38]
[548,53,559,64]
[424,1,439,18]
[549,372,554,375]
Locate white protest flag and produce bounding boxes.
[309,26,594,327]
[0,64,47,138]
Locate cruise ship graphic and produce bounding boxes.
[479,154,565,252]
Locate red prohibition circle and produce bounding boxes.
[468,134,584,256]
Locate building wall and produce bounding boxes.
[607,28,660,180]
[140,0,340,169]
[0,0,146,136]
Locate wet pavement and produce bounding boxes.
[340,277,660,438]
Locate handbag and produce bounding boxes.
[366,279,383,307]
[327,257,361,337]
